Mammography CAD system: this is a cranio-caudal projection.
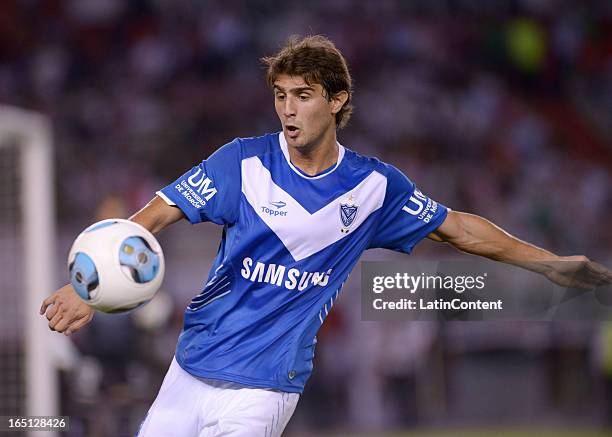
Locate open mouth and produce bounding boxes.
[286,125,300,138]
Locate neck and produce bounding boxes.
[286,126,339,176]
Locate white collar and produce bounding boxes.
[278,132,345,180]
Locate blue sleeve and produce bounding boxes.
[157,139,241,225]
[368,165,449,254]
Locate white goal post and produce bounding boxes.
[0,105,58,436]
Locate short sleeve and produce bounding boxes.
[156,138,241,225]
[368,165,449,253]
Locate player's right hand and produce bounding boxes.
[543,255,612,290]
[39,284,95,335]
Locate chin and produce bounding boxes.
[286,136,306,149]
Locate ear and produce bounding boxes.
[329,91,349,115]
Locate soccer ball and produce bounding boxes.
[67,219,165,313]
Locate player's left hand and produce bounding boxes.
[39,284,95,335]
[544,255,612,290]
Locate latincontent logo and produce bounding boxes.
[368,271,503,316]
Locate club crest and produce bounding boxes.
[340,194,358,233]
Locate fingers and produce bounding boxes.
[584,261,607,276]
[53,318,71,334]
[584,261,612,285]
[594,264,612,283]
[566,278,596,291]
[550,266,604,290]
[547,256,612,291]
[65,314,93,336]
[576,273,607,290]
[50,312,89,335]
[40,285,93,334]
[45,303,59,321]
[47,311,64,331]
[44,297,94,334]
[46,305,77,333]
[39,294,56,315]
[560,257,612,287]
[51,310,78,333]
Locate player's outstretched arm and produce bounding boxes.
[128,195,185,235]
[40,195,185,335]
[428,211,612,290]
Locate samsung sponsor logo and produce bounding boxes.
[240,257,332,291]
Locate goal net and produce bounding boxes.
[0,105,59,436]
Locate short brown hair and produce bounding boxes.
[262,35,353,129]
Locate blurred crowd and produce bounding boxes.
[1,0,612,435]
[0,0,610,257]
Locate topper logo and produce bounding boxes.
[269,200,287,209]
[261,206,287,217]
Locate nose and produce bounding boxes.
[283,96,296,118]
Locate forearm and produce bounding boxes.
[444,212,559,274]
[433,211,612,289]
[129,195,185,235]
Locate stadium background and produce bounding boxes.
[1,0,612,435]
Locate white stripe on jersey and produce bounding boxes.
[241,156,387,261]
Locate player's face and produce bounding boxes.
[273,74,340,151]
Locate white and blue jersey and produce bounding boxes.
[157,132,448,393]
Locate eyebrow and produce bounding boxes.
[273,85,315,93]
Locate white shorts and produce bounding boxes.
[136,357,300,437]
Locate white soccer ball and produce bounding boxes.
[67,219,165,313]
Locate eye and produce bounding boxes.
[298,94,310,101]
[275,93,286,101]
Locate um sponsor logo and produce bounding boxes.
[187,168,218,199]
[174,168,218,210]
[401,189,438,223]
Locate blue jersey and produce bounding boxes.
[157,132,448,393]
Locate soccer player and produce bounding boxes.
[40,35,612,436]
